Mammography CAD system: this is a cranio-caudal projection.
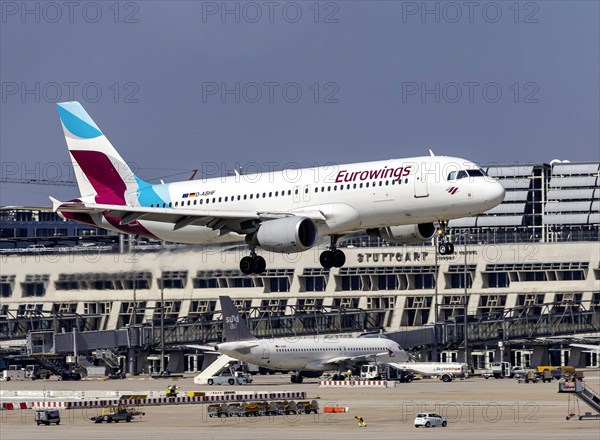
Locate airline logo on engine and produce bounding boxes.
[335,165,412,183]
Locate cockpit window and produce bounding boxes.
[466,169,485,177]
[447,171,457,180]
[456,170,468,179]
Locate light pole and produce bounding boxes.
[463,233,469,368]
[433,234,439,362]
[160,279,165,374]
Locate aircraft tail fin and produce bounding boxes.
[56,102,149,205]
[219,296,255,342]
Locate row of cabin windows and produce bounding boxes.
[149,178,410,208]
[275,347,387,352]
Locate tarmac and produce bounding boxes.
[1,372,599,440]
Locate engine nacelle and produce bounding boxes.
[367,223,436,244]
[248,217,318,253]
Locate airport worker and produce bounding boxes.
[347,369,352,379]
[355,415,367,427]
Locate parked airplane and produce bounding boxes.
[7,102,505,273]
[191,296,409,383]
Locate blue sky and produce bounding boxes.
[1,1,598,205]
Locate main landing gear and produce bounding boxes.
[437,220,455,255]
[319,236,346,269]
[290,373,304,383]
[240,248,266,275]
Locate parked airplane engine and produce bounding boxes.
[248,217,318,253]
[366,223,436,244]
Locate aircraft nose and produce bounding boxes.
[488,181,505,206]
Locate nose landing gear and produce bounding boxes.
[240,248,267,275]
[319,236,346,269]
[436,221,455,255]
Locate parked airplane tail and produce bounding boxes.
[56,101,149,205]
[219,296,255,342]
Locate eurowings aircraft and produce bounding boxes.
[197,296,410,383]
[11,102,505,273]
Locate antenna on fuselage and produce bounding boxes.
[429,149,435,157]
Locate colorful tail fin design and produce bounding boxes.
[57,102,147,205]
[219,296,255,342]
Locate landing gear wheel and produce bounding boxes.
[438,243,449,255]
[333,250,346,268]
[320,251,335,269]
[296,375,303,384]
[320,235,346,269]
[254,256,266,274]
[447,243,454,254]
[240,256,255,275]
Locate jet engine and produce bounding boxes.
[366,223,436,244]
[247,217,318,253]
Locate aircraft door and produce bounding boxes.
[414,168,429,198]
[293,185,301,203]
[261,341,269,360]
[302,184,311,202]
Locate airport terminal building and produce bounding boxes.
[0,161,598,373]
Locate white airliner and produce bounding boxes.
[8,102,505,273]
[195,296,410,383]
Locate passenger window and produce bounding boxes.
[175,202,178,207]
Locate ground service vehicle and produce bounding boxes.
[295,400,319,414]
[90,405,137,423]
[1,367,26,381]
[360,363,413,382]
[35,410,61,426]
[483,362,511,379]
[206,370,252,385]
[414,413,448,428]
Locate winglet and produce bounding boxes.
[49,196,62,213]
[429,149,435,157]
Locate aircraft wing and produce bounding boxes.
[33,199,327,234]
[184,344,218,352]
[0,205,54,212]
[570,343,600,352]
[324,351,391,366]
